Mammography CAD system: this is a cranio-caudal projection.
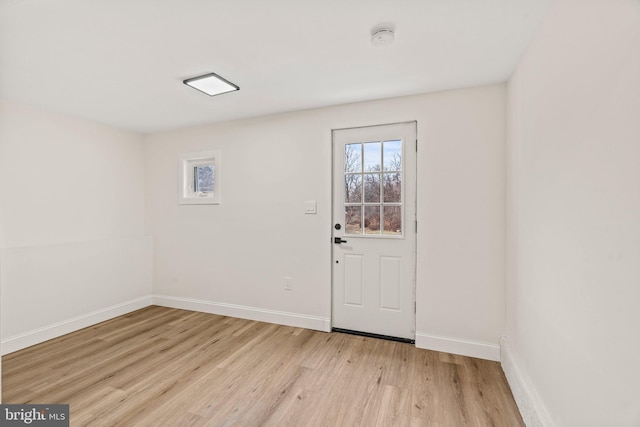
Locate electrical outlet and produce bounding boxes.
[304,201,317,214]
[284,277,293,291]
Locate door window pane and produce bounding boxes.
[345,206,362,234]
[345,143,362,173]
[363,174,380,203]
[383,173,401,203]
[345,174,362,203]
[383,140,402,171]
[363,142,381,172]
[383,206,402,235]
[364,206,381,234]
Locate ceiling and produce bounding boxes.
[0,0,554,134]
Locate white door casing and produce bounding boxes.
[332,122,417,340]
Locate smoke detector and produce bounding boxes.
[371,27,395,47]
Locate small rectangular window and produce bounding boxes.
[344,140,403,236]
[179,150,220,204]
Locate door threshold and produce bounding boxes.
[332,328,415,344]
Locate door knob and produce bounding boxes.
[334,237,347,244]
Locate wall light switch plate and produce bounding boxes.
[305,200,317,214]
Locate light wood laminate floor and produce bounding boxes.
[2,306,524,426]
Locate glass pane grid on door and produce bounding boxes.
[344,140,403,237]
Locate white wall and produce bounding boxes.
[504,0,640,425]
[145,84,506,360]
[0,85,505,361]
[0,100,153,354]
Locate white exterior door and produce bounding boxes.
[332,122,417,340]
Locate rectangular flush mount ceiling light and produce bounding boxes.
[183,72,239,96]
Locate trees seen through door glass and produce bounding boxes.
[344,140,402,236]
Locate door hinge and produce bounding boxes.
[414,301,417,313]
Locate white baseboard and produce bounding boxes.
[500,336,554,427]
[415,332,501,361]
[1,295,153,355]
[153,295,331,332]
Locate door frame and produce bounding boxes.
[330,121,418,341]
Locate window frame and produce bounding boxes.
[343,139,405,238]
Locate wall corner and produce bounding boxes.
[500,336,554,427]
